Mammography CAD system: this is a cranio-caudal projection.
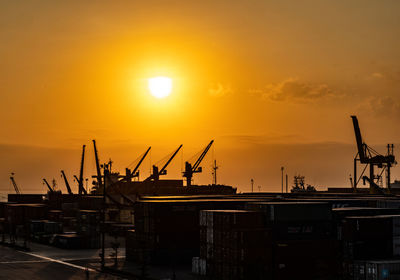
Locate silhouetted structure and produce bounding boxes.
[351,115,396,193]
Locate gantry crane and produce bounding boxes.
[61,170,73,195]
[145,145,183,182]
[351,115,396,193]
[10,173,21,194]
[43,178,54,193]
[183,140,214,186]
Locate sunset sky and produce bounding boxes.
[1,1,400,193]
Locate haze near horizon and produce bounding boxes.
[1,1,400,193]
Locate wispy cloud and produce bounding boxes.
[250,78,339,103]
[221,133,301,145]
[208,83,232,97]
[360,95,400,118]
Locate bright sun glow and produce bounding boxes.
[148,76,172,98]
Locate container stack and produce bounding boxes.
[29,219,62,244]
[5,204,48,237]
[344,259,400,280]
[342,215,400,259]
[198,210,270,280]
[48,210,63,223]
[341,214,400,279]
[61,202,78,232]
[247,202,338,279]
[77,210,101,249]
[127,199,254,264]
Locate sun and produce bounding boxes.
[148,76,172,98]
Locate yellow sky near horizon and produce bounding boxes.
[1,1,400,191]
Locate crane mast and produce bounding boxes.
[78,145,86,195]
[183,140,214,186]
[93,140,103,190]
[129,147,151,180]
[351,115,396,193]
[10,173,21,194]
[61,170,73,195]
[145,145,183,182]
[74,175,87,195]
[43,178,54,193]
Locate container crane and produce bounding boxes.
[43,178,54,193]
[10,173,21,194]
[61,170,73,195]
[183,140,214,186]
[145,145,183,182]
[351,115,396,193]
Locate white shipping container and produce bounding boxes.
[207,211,213,228]
[206,228,213,244]
[192,257,199,274]
[199,211,206,226]
[199,258,207,276]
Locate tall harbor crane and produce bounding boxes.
[93,140,103,191]
[351,115,396,193]
[74,145,87,195]
[127,146,151,181]
[10,173,21,194]
[43,178,54,193]
[145,145,183,182]
[61,170,73,195]
[183,140,214,186]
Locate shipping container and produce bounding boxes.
[342,215,400,241]
[247,202,332,223]
[365,260,400,280]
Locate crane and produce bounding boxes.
[351,115,396,193]
[74,175,87,195]
[10,173,21,194]
[61,170,73,195]
[145,145,183,182]
[93,140,103,191]
[128,147,151,181]
[183,140,214,186]
[43,178,54,193]
[76,145,87,195]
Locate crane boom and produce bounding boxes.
[145,145,183,181]
[131,146,151,176]
[10,174,21,194]
[159,144,183,175]
[193,140,214,171]
[74,175,87,195]
[351,115,396,192]
[93,140,103,190]
[78,145,86,195]
[183,140,214,186]
[351,116,367,162]
[43,178,54,193]
[61,170,73,195]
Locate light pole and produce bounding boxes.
[281,167,284,194]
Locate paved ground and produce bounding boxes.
[0,244,126,280]
[0,237,201,280]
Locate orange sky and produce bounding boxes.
[1,1,400,193]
